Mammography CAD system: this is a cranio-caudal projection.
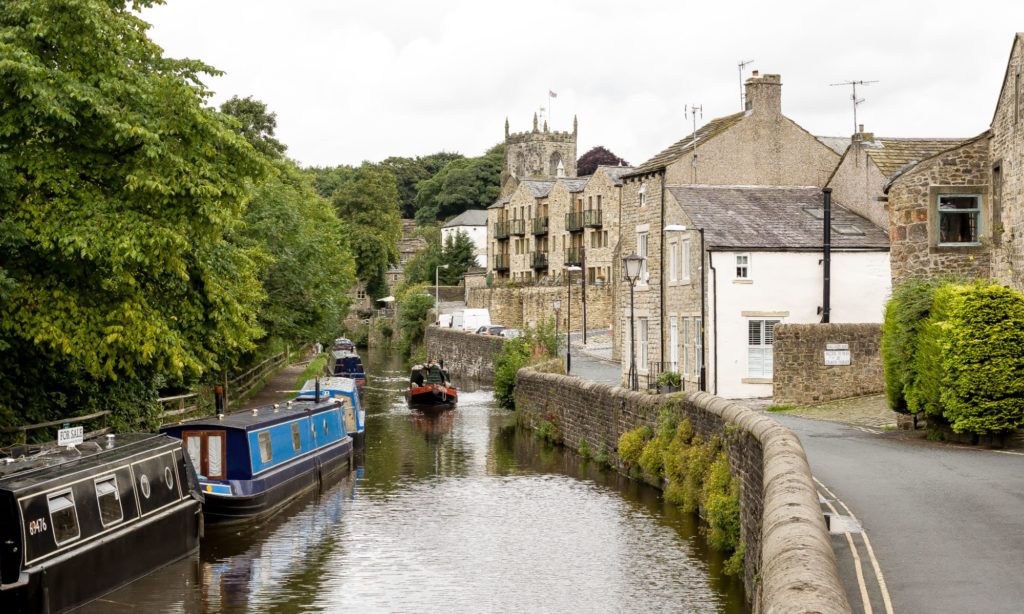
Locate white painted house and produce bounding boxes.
[441,209,488,268]
[663,186,891,398]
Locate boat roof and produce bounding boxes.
[0,433,177,491]
[298,377,357,394]
[163,398,342,432]
[330,349,362,360]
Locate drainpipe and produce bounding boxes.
[822,187,832,323]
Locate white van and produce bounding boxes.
[460,308,491,332]
[437,314,453,328]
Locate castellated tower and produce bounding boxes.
[501,114,578,188]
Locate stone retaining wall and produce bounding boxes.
[424,326,505,383]
[514,368,850,614]
[773,323,884,405]
[468,284,614,332]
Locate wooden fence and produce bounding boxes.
[1,410,111,446]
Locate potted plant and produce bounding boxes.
[656,370,682,394]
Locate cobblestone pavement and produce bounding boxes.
[739,393,900,429]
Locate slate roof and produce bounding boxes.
[523,179,556,198]
[627,111,747,176]
[816,136,851,155]
[442,209,488,227]
[487,196,511,209]
[667,185,889,251]
[864,138,967,177]
[597,165,635,185]
[559,177,588,192]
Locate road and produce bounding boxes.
[773,415,1024,614]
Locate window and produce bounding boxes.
[682,318,691,376]
[597,195,602,210]
[603,231,608,247]
[736,254,749,279]
[48,490,80,546]
[639,318,649,368]
[184,431,225,480]
[291,423,302,452]
[748,319,779,378]
[669,317,679,371]
[638,185,646,207]
[356,289,366,300]
[993,163,1003,245]
[937,194,981,245]
[588,196,593,208]
[682,238,691,282]
[258,431,273,464]
[638,232,649,284]
[95,476,123,527]
[668,240,678,282]
[695,317,704,376]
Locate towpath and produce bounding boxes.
[242,358,313,408]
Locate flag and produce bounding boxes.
[549,90,557,98]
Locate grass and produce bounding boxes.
[766,403,797,413]
[294,353,328,389]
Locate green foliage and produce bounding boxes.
[639,411,677,478]
[656,371,681,388]
[396,288,434,356]
[402,226,477,287]
[594,444,610,467]
[0,0,268,428]
[414,144,503,225]
[909,283,1024,434]
[294,353,328,389]
[703,454,741,553]
[617,426,652,467]
[537,419,561,444]
[765,404,796,413]
[380,152,464,218]
[577,437,592,459]
[882,278,947,412]
[494,337,532,409]
[220,95,287,159]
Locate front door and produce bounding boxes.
[183,431,227,480]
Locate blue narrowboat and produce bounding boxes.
[327,349,366,388]
[0,434,203,613]
[160,398,352,525]
[296,377,365,449]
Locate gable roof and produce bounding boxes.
[487,196,511,209]
[523,179,556,198]
[442,209,488,227]
[626,111,747,177]
[558,177,588,193]
[596,165,635,185]
[816,136,851,155]
[667,185,889,251]
[991,33,1024,126]
[863,138,968,177]
[882,131,991,193]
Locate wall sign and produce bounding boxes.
[824,343,851,366]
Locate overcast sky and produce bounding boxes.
[143,1,1024,169]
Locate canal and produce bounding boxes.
[86,348,746,612]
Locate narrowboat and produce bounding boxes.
[160,398,353,525]
[406,361,458,410]
[0,434,203,613]
[332,337,355,352]
[327,349,366,388]
[296,377,365,449]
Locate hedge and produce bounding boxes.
[881,278,947,413]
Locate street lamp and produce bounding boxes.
[553,299,561,355]
[622,253,644,391]
[664,224,706,392]
[435,264,449,323]
[565,265,582,374]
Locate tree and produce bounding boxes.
[441,230,477,282]
[414,144,503,225]
[306,165,355,200]
[220,95,287,159]
[331,163,402,300]
[381,152,463,218]
[0,0,268,429]
[576,146,629,176]
[402,227,476,286]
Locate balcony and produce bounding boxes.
[565,211,584,233]
[583,209,603,228]
[494,222,509,240]
[508,219,526,236]
[531,251,548,270]
[564,247,582,266]
[532,217,549,235]
[493,253,510,271]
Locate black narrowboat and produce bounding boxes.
[326,349,366,388]
[0,434,203,613]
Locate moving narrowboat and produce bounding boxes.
[406,361,458,410]
[327,350,366,388]
[160,398,353,525]
[296,377,365,449]
[0,434,203,613]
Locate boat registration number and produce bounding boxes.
[28,518,48,535]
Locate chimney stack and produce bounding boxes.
[744,73,782,117]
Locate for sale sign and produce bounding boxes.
[58,426,84,447]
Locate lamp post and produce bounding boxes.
[565,265,582,374]
[553,299,561,357]
[664,224,706,392]
[435,264,448,324]
[622,254,644,391]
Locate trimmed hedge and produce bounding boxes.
[881,278,947,413]
[908,283,1024,434]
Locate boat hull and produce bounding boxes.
[407,384,458,410]
[1,498,201,614]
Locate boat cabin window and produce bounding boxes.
[94,476,123,527]
[258,431,273,464]
[47,490,80,546]
[183,431,227,480]
[291,423,301,451]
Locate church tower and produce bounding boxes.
[500,114,578,193]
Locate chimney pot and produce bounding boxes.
[752,70,759,77]
[859,124,864,133]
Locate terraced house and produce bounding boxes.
[617,72,891,396]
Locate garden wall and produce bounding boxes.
[773,323,884,405]
[424,326,504,383]
[514,368,850,614]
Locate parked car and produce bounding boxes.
[476,325,506,336]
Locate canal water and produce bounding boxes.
[86,348,746,613]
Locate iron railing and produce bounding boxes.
[493,253,510,271]
[508,219,526,236]
[494,221,510,240]
[583,209,603,228]
[532,217,549,235]
[531,251,548,269]
[565,211,584,232]
[564,247,582,266]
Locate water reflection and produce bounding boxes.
[86,346,745,613]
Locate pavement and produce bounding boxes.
[562,329,622,386]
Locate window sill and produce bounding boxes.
[741,378,773,384]
[733,279,753,285]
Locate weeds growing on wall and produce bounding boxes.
[494,316,561,409]
[618,414,744,575]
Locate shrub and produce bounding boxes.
[681,435,718,513]
[909,283,1024,434]
[656,370,681,388]
[617,425,652,467]
[537,418,561,444]
[577,437,592,459]
[702,453,741,553]
[881,278,948,412]
[493,337,531,409]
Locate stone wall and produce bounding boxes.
[424,326,504,383]
[772,324,884,405]
[427,285,465,302]
[468,284,614,332]
[514,368,849,613]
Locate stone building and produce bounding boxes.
[617,72,872,392]
[500,114,578,194]
[386,219,428,291]
[987,33,1024,290]
[441,209,488,268]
